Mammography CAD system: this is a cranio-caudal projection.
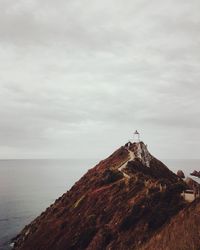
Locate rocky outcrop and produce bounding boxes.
[129,142,152,167]
[13,142,189,250]
[191,170,200,178]
[177,170,185,179]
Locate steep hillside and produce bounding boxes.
[13,142,187,250]
[140,198,200,250]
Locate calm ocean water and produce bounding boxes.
[0,158,199,249]
[0,159,96,249]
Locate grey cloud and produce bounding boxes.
[0,0,200,159]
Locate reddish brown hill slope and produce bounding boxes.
[13,142,187,250]
[140,198,200,250]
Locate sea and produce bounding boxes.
[0,158,199,249]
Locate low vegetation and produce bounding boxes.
[13,144,197,250]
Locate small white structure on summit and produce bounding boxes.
[133,130,140,143]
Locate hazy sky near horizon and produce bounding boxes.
[0,0,200,159]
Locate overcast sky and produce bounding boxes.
[0,0,200,159]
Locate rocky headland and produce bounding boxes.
[12,142,200,250]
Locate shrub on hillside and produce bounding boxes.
[101,169,123,185]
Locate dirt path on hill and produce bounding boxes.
[118,149,135,179]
